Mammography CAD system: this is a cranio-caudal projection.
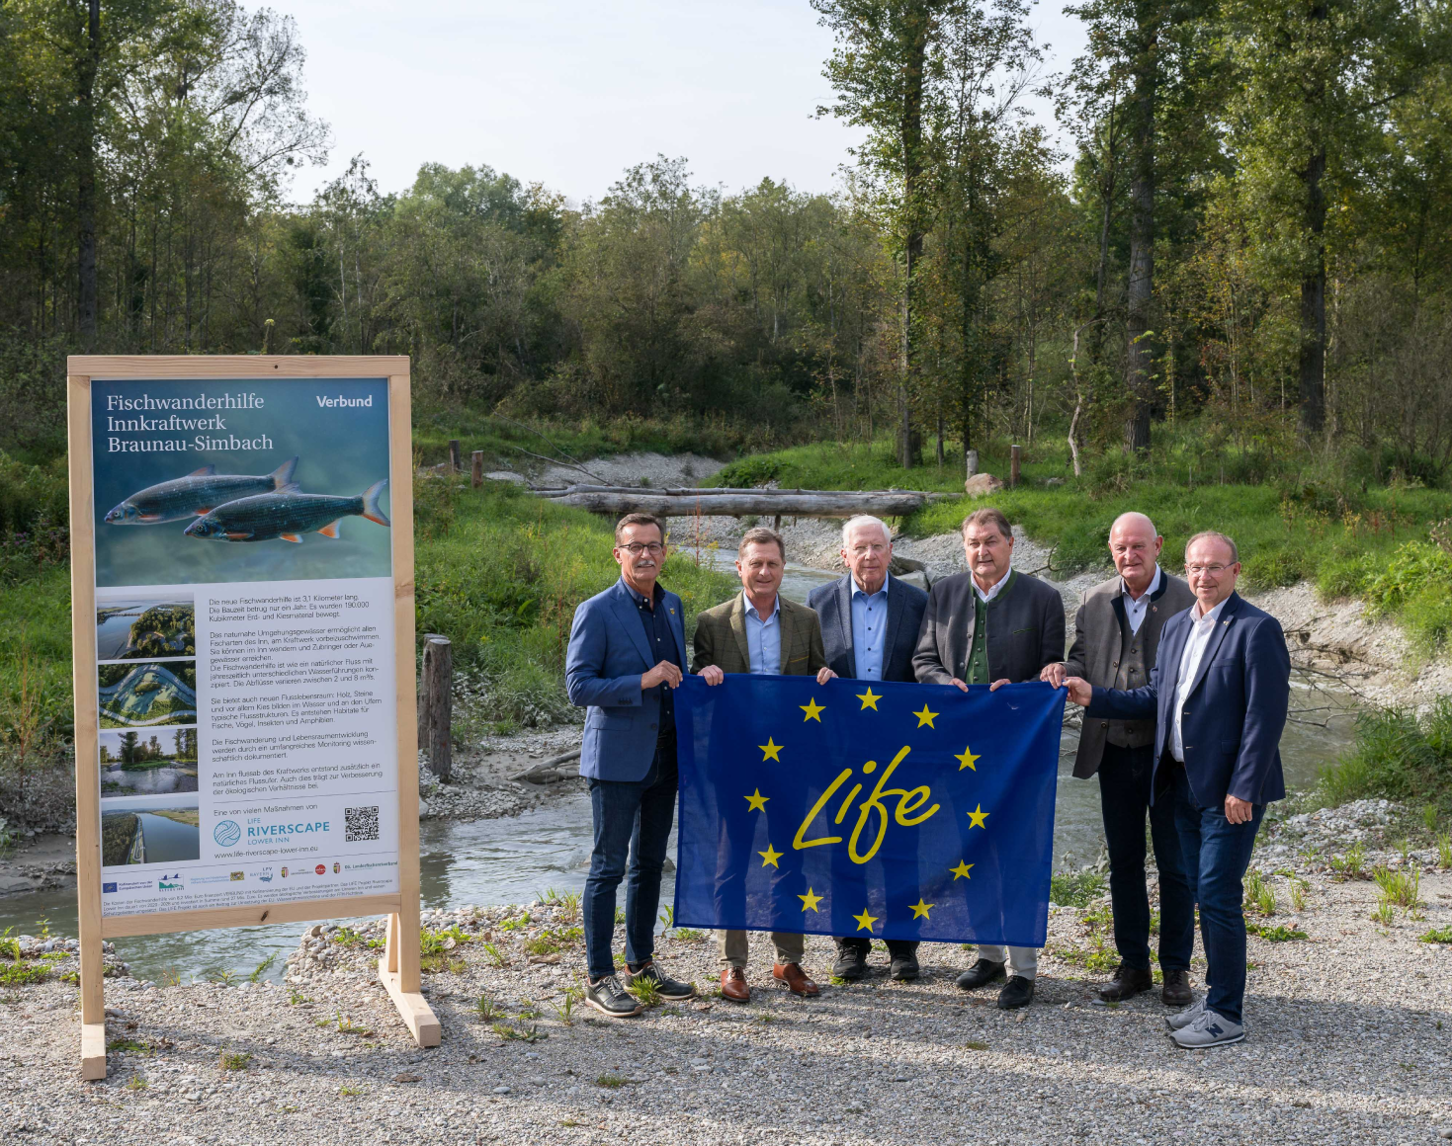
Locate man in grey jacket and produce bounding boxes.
[1042,512,1196,1006]
[913,506,1065,1009]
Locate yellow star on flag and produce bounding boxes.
[744,788,769,812]
[852,907,878,932]
[910,899,934,920]
[950,860,975,880]
[800,697,826,722]
[856,687,881,711]
[966,804,990,829]
[955,745,980,771]
[759,738,782,762]
[798,888,823,913]
[912,704,938,729]
[758,844,783,868]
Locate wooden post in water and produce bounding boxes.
[419,635,452,782]
[1010,444,1021,488]
[448,439,461,474]
[471,450,484,487]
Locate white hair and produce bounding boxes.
[841,515,892,548]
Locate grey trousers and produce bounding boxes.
[718,929,805,969]
[976,944,1039,979]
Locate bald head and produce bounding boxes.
[1109,512,1163,598]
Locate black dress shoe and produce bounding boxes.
[889,953,920,981]
[1098,963,1154,1003]
[1161,967,1194,1006]
[832,944,868,982]
[955,958,1006,991]
[997,975,1035,1009]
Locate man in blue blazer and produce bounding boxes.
[565,513,697,1019]
[807,515,929,982]
[1063,531,1290,1048]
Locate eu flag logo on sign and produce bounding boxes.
[672,675,1065,947]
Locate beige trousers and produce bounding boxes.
[976,944,1038,979]
[718,930,805,969]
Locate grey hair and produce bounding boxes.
[841,515,892,548]
[1185,530,1239,564]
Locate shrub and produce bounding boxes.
[1317,700,1452,813]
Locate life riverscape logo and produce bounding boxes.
[214,820,242,847]
[247,818,330,845]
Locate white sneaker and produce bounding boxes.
[1171,1008,1245,1048]
[1165,997,1204,1032]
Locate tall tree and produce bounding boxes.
[814,0,948,467]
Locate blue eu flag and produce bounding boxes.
[672,675,1065,947]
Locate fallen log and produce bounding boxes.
[508,748,582,784]
[535,487,942,518]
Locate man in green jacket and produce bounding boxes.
[694,526,836,1003]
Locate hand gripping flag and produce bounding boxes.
[672,675,1066,948]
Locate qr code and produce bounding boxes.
[344,805,380,842]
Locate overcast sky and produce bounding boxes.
[269,0,1088,205]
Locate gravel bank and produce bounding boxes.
[3,853,1449,1145]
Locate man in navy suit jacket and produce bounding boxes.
[565,513,697,1019]
[1064,531,1290,1049]
[807,515,929,982]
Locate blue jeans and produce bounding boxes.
[1169,766,1265,1025]
[1099,743,1194,972]
[583,739,678,981]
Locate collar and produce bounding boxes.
[1192,595,1231,624]
[742,590,781,622]
[851,571,891,599]
[1121,565,1162,604]
[623,578,664,608]
[973,565,1013,603]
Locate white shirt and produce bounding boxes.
[973,565,1013,603]
[1121,566,1162,635]
[1171,596,1230,761]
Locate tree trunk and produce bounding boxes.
[1124,11,1157,454]
[1298,143,1327,434]
[76,0,102,347]
[898,3,930,469]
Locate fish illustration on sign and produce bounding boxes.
[183,479,390,543]
[104,458,299,524]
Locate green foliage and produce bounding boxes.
[1373,866,1420,909]
[1244,869,1277,916]
[1420,926,1452,944]
[1049,869,1106,907]
[0,961,46,986]
[1317,701,1452,814]
[1246,923,1308,942]
[1329,841,1368,881]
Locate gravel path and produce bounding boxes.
[4,847,1449,1146]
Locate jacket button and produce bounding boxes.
[1112,661,1118,668]
[1100,722,1108,729]
[650,723,657,730]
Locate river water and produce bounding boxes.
[1,560,1357,982]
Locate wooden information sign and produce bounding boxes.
[66,356,438,1080]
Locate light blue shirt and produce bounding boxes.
[743,592,781,675]
[1121,565,1162,635]
[850,572,891,681]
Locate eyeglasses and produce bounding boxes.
[620,542,665,555]
[1185,563,1233,576]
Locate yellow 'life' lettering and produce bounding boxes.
[793,768,852,850]
[791,746,942,865]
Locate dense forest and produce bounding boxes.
[2,0,1451,479]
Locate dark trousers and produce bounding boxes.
[1169,765,1265,1025]
[583,738,678,981]
[1098,743,1195,973]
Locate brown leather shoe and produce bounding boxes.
[719,967,750,1003]
[1098,963,1154,1003]
[1161,967,1194,1006]
[772,962,820,997]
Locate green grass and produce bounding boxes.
[1317,701,1452,815]
[1246,923,1308,941]
[708,434,1452,639]
[1420,926,1452,944]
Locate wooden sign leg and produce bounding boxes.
[379,907,440,1047]
[79,917,107,1079]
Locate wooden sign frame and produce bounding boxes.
[66,356,438,1080]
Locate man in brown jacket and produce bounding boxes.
[1042,512,1197,1005]
[694,526,836,1002]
